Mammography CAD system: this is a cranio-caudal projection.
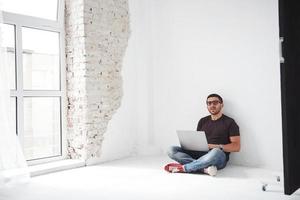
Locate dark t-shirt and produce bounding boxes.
[196,114,240,161]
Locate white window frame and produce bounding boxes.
[2,0,67,165]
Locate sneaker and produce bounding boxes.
[204,166,217,176]
[164,163,185,173]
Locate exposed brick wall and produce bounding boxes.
[65,0,130,161]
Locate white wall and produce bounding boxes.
[100,0,283,171]
[150,0,282,170]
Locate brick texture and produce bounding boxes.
[65,0,130,161]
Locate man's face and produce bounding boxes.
[206,97,223,115]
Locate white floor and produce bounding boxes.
[1,156,300,200]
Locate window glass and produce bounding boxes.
[23,97,61,160]
[0,23,16,90]
[0,0,58,20]
[10,97,17,135]
[22,27,60,90]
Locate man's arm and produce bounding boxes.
[208,136,241,152]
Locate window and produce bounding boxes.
[1,0,66,164]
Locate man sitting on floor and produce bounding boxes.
[164,93,241,176]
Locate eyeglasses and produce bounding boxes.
[206,100,221,106]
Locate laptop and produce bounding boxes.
[177,130,209,151]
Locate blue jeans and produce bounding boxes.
[167,146,227,173]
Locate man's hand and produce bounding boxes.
[208,136,241,152]
[208,144,220,149]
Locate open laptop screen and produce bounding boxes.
[177,130,209,151]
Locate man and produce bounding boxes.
[164,94,240,176]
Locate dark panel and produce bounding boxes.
[279,0,300,195]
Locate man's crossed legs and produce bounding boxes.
[164,146,227,176]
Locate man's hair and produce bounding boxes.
[207,93,223,103]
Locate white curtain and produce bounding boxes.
[0,9,30,187]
